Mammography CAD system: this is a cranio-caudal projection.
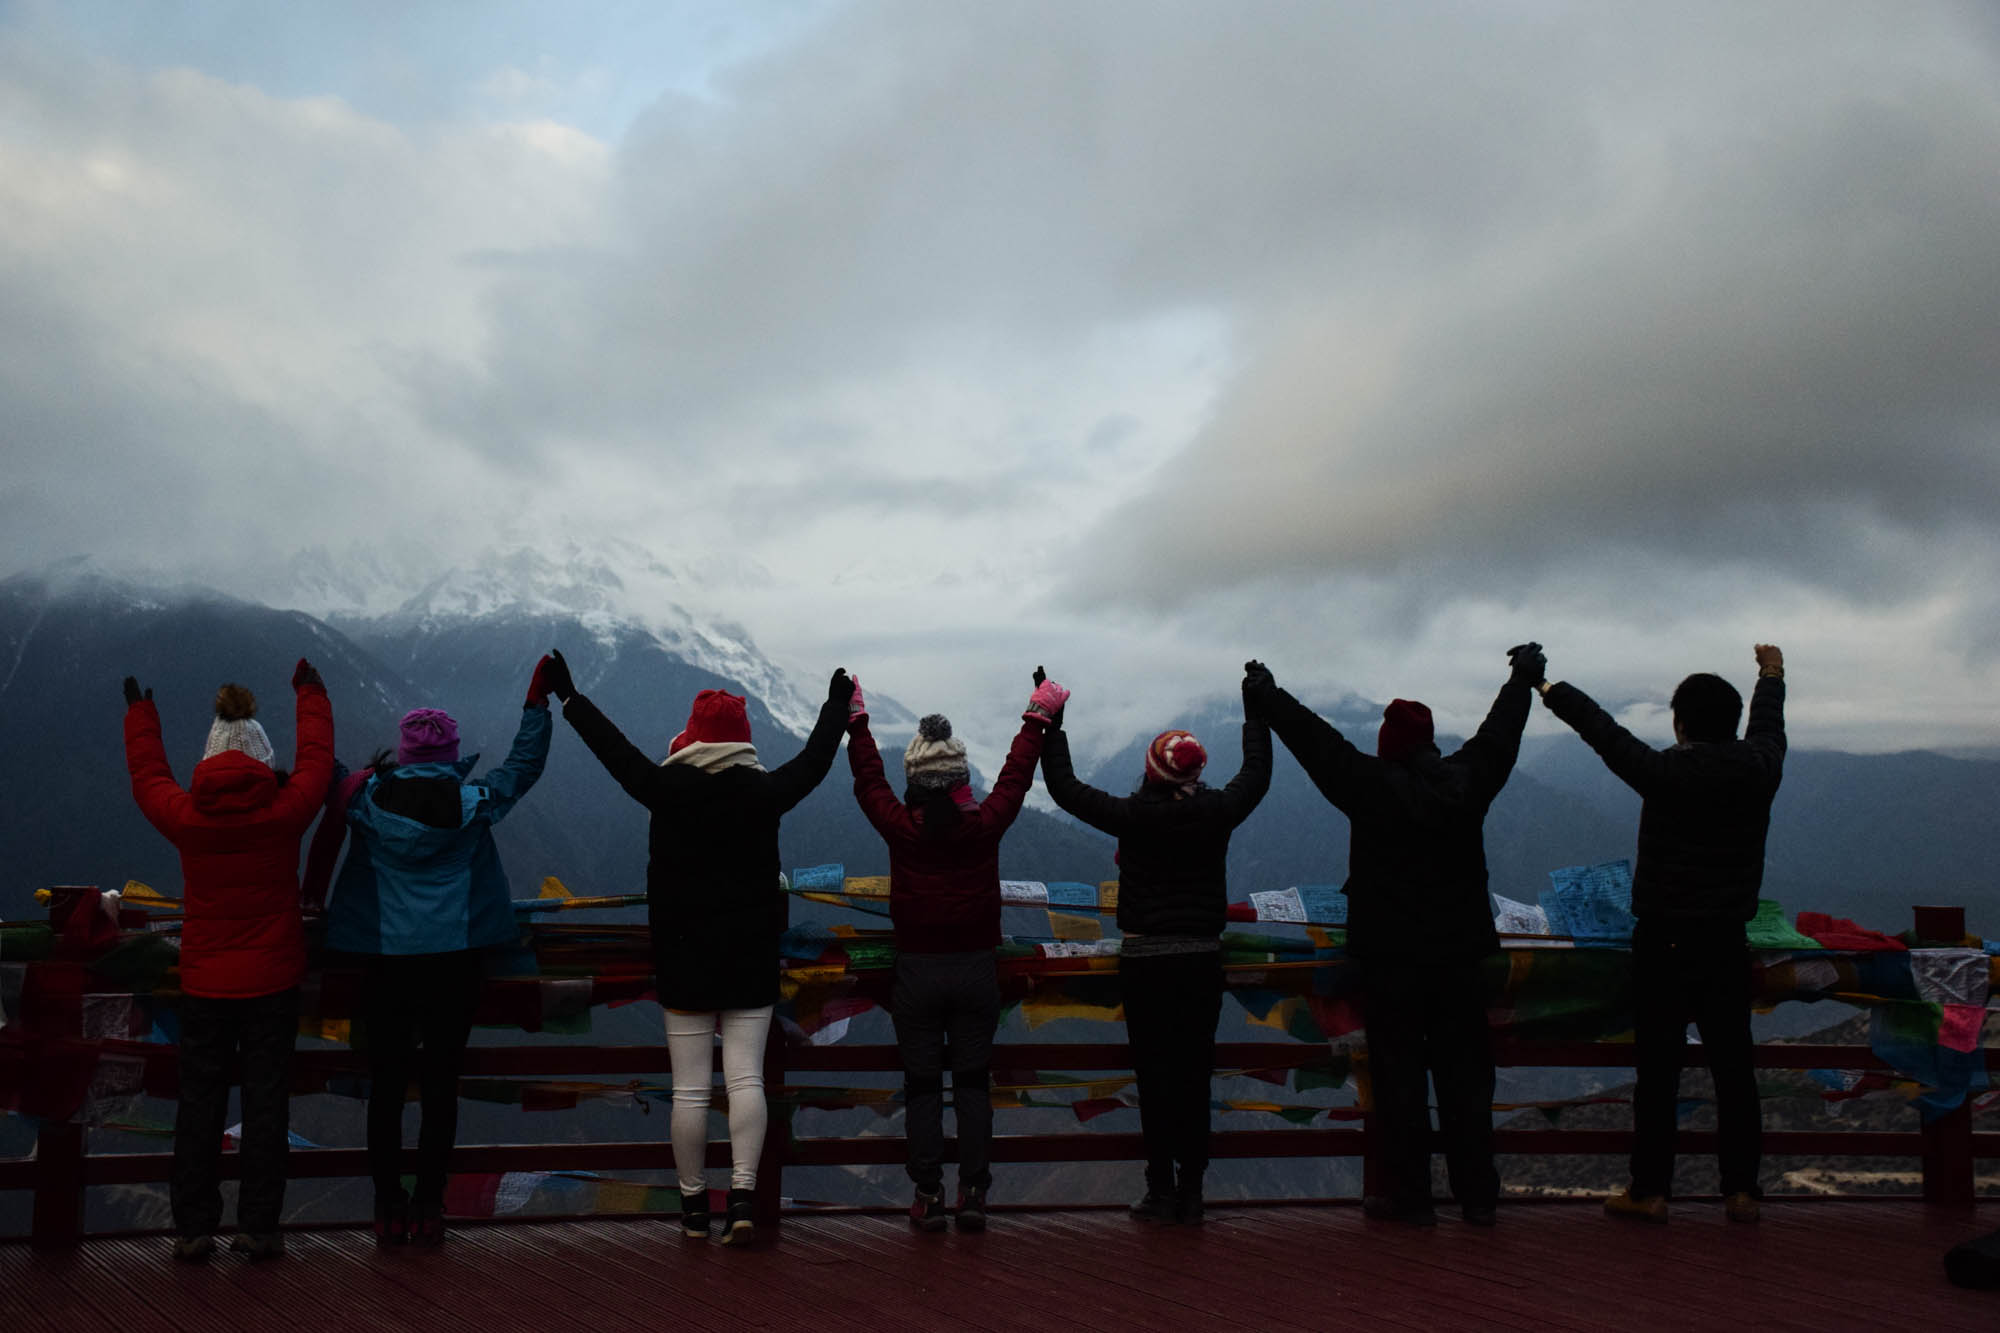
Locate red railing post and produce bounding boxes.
[30,1120,86,1249]
[1921,1102,1976,1208]
[751,1013,787,1227]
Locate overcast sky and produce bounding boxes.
[4,0,1999,756]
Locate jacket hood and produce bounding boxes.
[190,750,281,816]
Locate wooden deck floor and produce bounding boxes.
[3,1201,1994,1332]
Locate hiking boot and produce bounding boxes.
[1604,1188,1668,1224]
[909,1188,947,1233]
[1174,1170,1206,1226]
[171,1234,213,1263]
[1363,1194,1438,1227]
[230,1232,285,1262]
[718,1188,757,1247]
[954,1185,988,1232]
[1724,1191,1760,1224]
[1128,1189,1178,1223]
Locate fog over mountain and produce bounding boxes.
[4,557,1991,936]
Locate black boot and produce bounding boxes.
[718,1187,756,1247]
[1174,1169,1205,1227]
[1129,1164,1177,1223]
[679,1183,711,1239]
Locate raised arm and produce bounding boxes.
[122,677,195,834]
[476,702,553,822]
[1215,666,1273,824]
[1540,679,1669,796]
[768,670,854,814]
[1450,644,1540,804]
[270,659,336,828]
[1744,644,1787,779]
[846,693,916,840]
[1243,661,1372,813]
[1038,722,1132,836]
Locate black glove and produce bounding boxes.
[544,649,576,703]
[1033,665,1047,688]
[1507,642,1546,686]
[1242,659,1275,721]
[292,657,324,691]
[122,676,151,707]
[828,669,856,708]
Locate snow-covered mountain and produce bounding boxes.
[270,539,824,736]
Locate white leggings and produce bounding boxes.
[664,1006,772,1193]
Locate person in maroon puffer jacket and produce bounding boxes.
[845,667,1069,1232]
[122,659,334,1264]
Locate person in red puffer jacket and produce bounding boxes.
[122,659,334,1264]
[845,667,1068,1233]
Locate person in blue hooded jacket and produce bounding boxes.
[302,655,556,1245]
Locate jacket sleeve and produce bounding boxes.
[768,698,847,815]
[1261,685,1374,812]
[269,683,337,830]
[1542,681,1669,796]
[475,704,553,823]
[1744,676,1787,780]
[562,693,665,807]
[977,719,1049,833]
[847,718,917,841]
[1038,726,1132,835]
[1452,678,1532,805]
[1216,716,1273,826]
[301,764,368,910]
[123,699,195,836]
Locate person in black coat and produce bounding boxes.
[1038,668,1272,1225]
[1538,644,1787,1225]
[1245,647,1540,1227]
[545,651,853,1246]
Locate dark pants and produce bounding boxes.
[172,987,300,1237]
[892,951,1001,1193]
[1121,950,1223,1189]
[1631,920,1760,1198]
[1360,958,1499,1211]
[362,951,482,1208]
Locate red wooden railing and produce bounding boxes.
[5,1030,1993,1248]
[5,902,1995,1247]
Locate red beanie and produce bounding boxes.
[1143,729,1208,789]
[668,689,751,753]
[1377,699,1435,764]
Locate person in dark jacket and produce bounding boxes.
[1038,669,1271,1224]
[1538,644,1787,1224]
[123,660,334,1263]
[547,650,851,1247]
[302,657,553,1247]
[847,669,1070,1231]
[1245,646,1542,1227]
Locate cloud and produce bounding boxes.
[3,1,1999,755]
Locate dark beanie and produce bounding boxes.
[1377,699,1435,764]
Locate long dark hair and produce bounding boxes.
[904,786,965,840]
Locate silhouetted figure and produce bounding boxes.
[1246,646,1540,1226]
[1039,668,1271,1225]
[1539,644,1787,1224]
[846,669,1069,1231]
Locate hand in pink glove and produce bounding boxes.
[1024,669,1069,727]
[846,674,869,729]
